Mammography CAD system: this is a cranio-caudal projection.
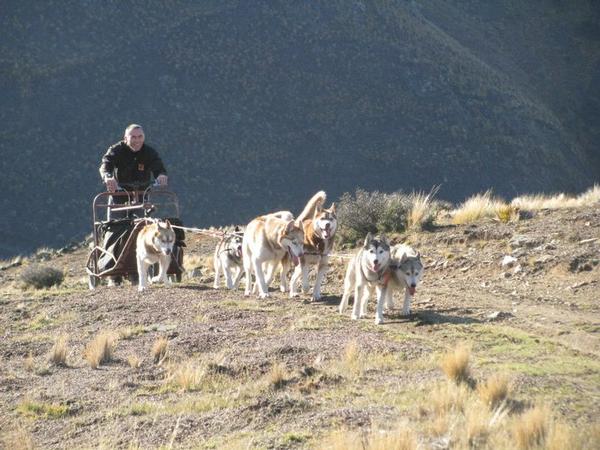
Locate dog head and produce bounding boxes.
[227,226,244,258]
[153,220,176,256]
[279,220,304,266]
[390,244,423,295]
[361,232,390,273]
[313,203,337,240]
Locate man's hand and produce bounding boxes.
[104,176,118,193]
[157,174,168,186]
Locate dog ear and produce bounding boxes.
[416,251,421,260]
[286,220,295,234]
[329,203,336,214]
[400,252,408,263]
[380,235,389,247]
[234,225,241,232]
[164,219,172,228]
[363,233,372,248]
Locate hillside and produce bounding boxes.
[1,205,599,448]
[1,0,599,257]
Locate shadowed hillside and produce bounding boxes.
[1,0,599,257]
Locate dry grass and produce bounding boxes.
[266,362,289,390]
[1,423,35,450]
[166,360,203,392]
[152,336,169,364]
[429,382,469,418]
[495,203,520,223]
[477,373,510,409]
[407,186,439,230]
[24,352,35,372]
[84,331,117,369]
[512,406,549,449]
[512,184,600,211]
[330,339,364,377]
[49,335,68,366]
[439,344,471,384]
[319,425,417,450]
[451,190,508,224]
[127,355,142,369]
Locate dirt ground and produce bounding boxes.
[0,206,598,449]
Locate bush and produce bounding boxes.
[336,189,412,245]
[20,265,64,289]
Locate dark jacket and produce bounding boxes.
[99,141,167,188]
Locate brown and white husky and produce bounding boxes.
[289,191,337,300]
[242,213,304,298]
[136,219,175,292]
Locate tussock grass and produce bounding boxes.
[430,382,469,418]
[512,406,549,449]
[407,186,441,230]
[319,425,417,450]
[152,336,169,364]
[512,184,600,211]
[1,423,34,450]
[439,344,471,384]
[166,360,203,392]
[49,335,68,366]
[496,203,520,223]
[477,373,511,409]
[127,355,142,369]
[84,331,117,369]
[451,190,508,225]
[266,362,289,390]
[24,352,35,372]
[20,264,64,289]
[119,325,146,340]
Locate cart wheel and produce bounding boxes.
[88,275,98,290]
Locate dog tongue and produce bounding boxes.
[292,254,300,266]
[409,286,416,295]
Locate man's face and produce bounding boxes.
[124,128,145,152]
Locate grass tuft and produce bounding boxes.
[439,344,471,385]
[512,406,549,449]
[84,331,117,369]
[451,190,508,224]
[16,399,70,419]
[477,373,510,409]
[152,336,169,364]
[407,186,441,230]
[266,362,289,390]
[166,361,203,392]
[49,335,68,367]
[127,355,142,369]
[1,423,34,450]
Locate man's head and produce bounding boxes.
[124,124,145,152]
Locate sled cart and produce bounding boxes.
[85,182,185,289]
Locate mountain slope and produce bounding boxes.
[1,0,598,257]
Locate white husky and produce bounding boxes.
[338,233,391,324]
[213,226,244,289]
[242,212,304,298]
[289,191,337,300]
[136,220,175,292]
[384,244,424,316]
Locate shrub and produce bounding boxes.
[336,189,412,244]
[20,264,64,289]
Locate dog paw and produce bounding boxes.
[375,317,384,325]
[401,309,411,316]
[351,314,359,320]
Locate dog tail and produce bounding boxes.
[297,190,326,222]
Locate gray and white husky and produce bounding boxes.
[384,244,424,316]
[338,233,391,324]
[213,226,244,289]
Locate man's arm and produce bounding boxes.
[99,144,120,192]
[147,147,168,186]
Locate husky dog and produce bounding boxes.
[289,191,337,300]
[338,233,391,324]
[136,219,175,292]
[243,213,304,298]
[213,226,244,289]
[384,244,424,316]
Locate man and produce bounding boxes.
[100,124,168,192]
[99,124,169,285]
